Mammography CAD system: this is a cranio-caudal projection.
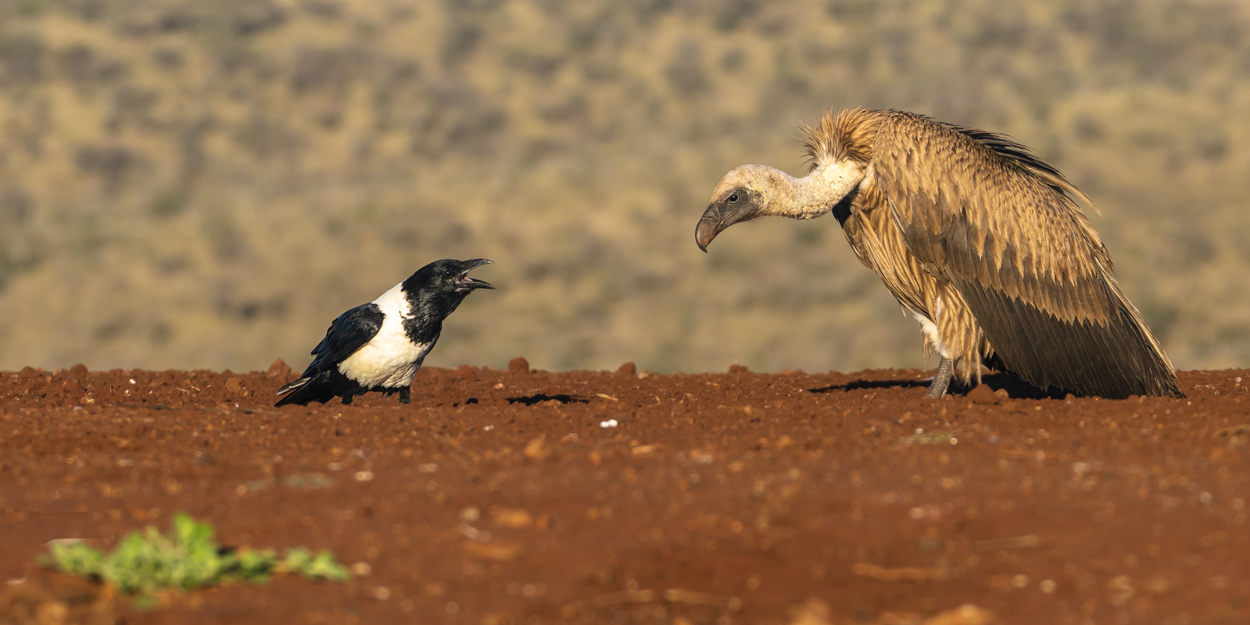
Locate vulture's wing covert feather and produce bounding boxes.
[871,112,1180,398]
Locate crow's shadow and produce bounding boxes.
[506,394,588,406]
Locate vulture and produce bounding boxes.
[695,108,1182,399]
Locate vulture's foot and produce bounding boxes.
[924,358,953,398]
[399,387,411,404]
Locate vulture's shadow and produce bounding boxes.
[807,372,1068,400]
[807,379,929,394]
[973,373,1070,400]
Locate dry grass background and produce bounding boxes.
[1,0,1248,374]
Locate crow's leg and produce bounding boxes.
[924,357,954,398]
[399,387,411,404]
[341,391,354,405]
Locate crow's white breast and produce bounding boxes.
[338,282,433,389]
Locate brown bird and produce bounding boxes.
[695,108,1182,399]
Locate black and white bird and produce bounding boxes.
[275,258,495,407]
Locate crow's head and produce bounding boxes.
[417,258,494,291]
[404,258,495,314]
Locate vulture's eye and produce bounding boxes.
[728,193,739,203]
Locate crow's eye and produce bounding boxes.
[728,193,739,203]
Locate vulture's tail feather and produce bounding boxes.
[954,277,1183,399]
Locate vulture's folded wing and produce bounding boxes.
[872,112,1181,398]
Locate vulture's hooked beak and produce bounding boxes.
[697,200,757,252]
[695,204,724,252]
[455,258,495,291]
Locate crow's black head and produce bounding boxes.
[403,258,495,318]
[406,258,495,292]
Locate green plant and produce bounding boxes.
[43,512,351,597]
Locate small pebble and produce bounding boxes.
[599,419,619,428]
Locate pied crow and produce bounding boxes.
[275,258,494,407]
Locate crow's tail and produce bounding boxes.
[274,374,341,407]
[275,376,311,407]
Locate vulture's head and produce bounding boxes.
[695,164,780,252]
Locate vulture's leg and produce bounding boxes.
[399,387,411,404]
[924,358,954,398]
[341,391,354,405]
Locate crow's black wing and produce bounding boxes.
[304,303,384,375]
[275,304,384,407]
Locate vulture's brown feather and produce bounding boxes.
[698,108,1181,398]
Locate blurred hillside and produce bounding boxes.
[1,0,1248,374]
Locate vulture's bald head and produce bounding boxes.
[695,164,784,251]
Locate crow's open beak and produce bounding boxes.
[456,258,495,290]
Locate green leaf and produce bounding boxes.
[302,550,352,582]
[172,512,215,549]
[279,547,351,581]
[237,548,278,582]
[281,547,312,571]
[46,541,105,577]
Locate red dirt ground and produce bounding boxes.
[1,361,1248,625]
